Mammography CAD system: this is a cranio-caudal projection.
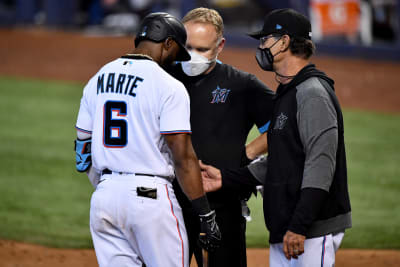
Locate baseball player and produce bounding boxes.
[167,8,275,267]
[74,12,221,267]
[200,8,352,267]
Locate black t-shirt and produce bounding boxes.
[170,62,274,207]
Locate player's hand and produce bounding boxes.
[198,210,221,252]
[199,160,222,192]
[283,230,305,259]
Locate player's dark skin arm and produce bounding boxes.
[166,133,221,251]
[165,133,205,200]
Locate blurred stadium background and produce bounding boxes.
[1,0,400,57]
[0,0,400,266]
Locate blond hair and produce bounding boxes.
[182,7,224,39]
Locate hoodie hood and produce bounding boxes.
[276,64,335,98]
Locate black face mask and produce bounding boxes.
[255,37,282,71]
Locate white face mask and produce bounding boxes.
[181,51,215,76]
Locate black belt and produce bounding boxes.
[101,168,156,177]
[101,169,160,199]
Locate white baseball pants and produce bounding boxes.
[269,232,344,267]
[90,174,189,267]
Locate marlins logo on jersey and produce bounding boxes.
[210,86,230,103]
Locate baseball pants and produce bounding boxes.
[90,174,189,267]
[269,232,344,267]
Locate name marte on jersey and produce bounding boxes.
[97,73,144,97]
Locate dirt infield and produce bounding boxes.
[1,239,400,267]
[1,28,400,266]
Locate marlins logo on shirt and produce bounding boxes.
[210,86,230,103]
[273,112,288,130]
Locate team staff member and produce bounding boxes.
[200,8,352,267]
[169,8,274,267]
[74,12,220,267]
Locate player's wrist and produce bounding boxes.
[191,195,211,216]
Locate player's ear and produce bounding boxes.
[281,35,290,51]
[216,37,225,55]
[163,37,174,51]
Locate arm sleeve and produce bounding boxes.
[160,83,191,134]
[289,79,338,235]
[288,188,329,235]
[246,75,275,133]
[221,167,261,192]
[296,81,338,191]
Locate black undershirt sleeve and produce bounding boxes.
[288,187,329,236]
[221,167,261,193]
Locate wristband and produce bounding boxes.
[191,195,211,216]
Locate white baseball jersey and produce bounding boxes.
[75,55,191,179]
[76,55,191,267]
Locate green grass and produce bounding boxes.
[338,110,400,249]
[0,76,93,248]
[0,76,399,249]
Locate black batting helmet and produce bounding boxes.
[135,12,191,61]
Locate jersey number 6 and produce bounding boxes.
[103,101,127,148]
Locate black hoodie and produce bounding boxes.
[264,64,352,243]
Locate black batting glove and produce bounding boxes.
[191,195,222,252]
[198,210,221,252]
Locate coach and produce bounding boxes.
[201,8,352,267]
